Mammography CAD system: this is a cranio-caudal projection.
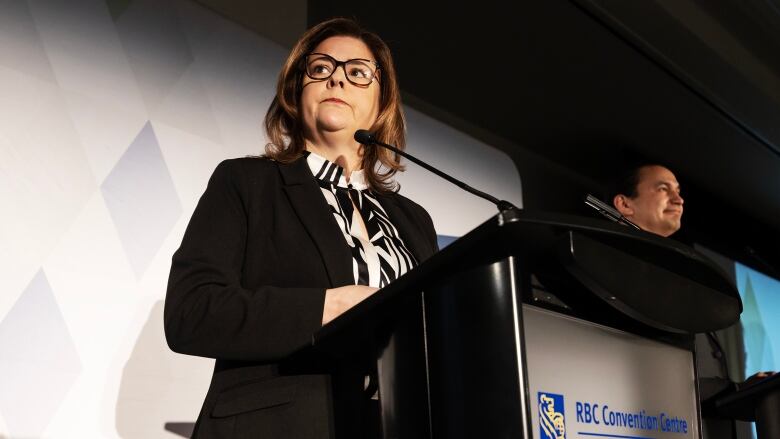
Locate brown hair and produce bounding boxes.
[264,18,406,192]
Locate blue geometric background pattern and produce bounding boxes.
[102,122,182,277]
[0,271,82,436]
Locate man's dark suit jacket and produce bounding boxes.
[164,156,438,438]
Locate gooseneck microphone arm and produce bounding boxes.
[354,130,517,212]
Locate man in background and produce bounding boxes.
[610,163,773,439]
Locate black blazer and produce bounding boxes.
[164,156,438,438]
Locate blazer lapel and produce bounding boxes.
[278,157,354,288]
[375,193,434,264]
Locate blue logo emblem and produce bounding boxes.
[538,392,566,439]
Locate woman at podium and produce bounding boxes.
[164,17,438,439]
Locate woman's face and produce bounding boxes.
[300,36,381,143]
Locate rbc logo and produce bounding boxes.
[538,392,566,439]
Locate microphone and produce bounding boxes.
[583,194,641,230]
[354,130,517,212]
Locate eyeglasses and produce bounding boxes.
[303,53,380,86]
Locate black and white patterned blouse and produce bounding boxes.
[307,151,417,288]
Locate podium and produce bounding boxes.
[714,373,780,439]
[308,209,742,438]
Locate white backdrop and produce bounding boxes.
[0,0,522,437]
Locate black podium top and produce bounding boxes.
[715,373,780,421]
[313,209,742,351]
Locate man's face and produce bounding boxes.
[614,165,684,237]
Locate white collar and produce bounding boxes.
[306,151,369,190]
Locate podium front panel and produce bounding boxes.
[524,305,700,439]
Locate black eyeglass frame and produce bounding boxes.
[302,52,381,86]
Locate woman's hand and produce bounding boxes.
[322,285,379,325]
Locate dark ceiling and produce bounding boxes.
[199,0,780,272]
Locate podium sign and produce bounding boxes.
[525,305,699,439]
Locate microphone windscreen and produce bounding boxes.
[354,129,375,145]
